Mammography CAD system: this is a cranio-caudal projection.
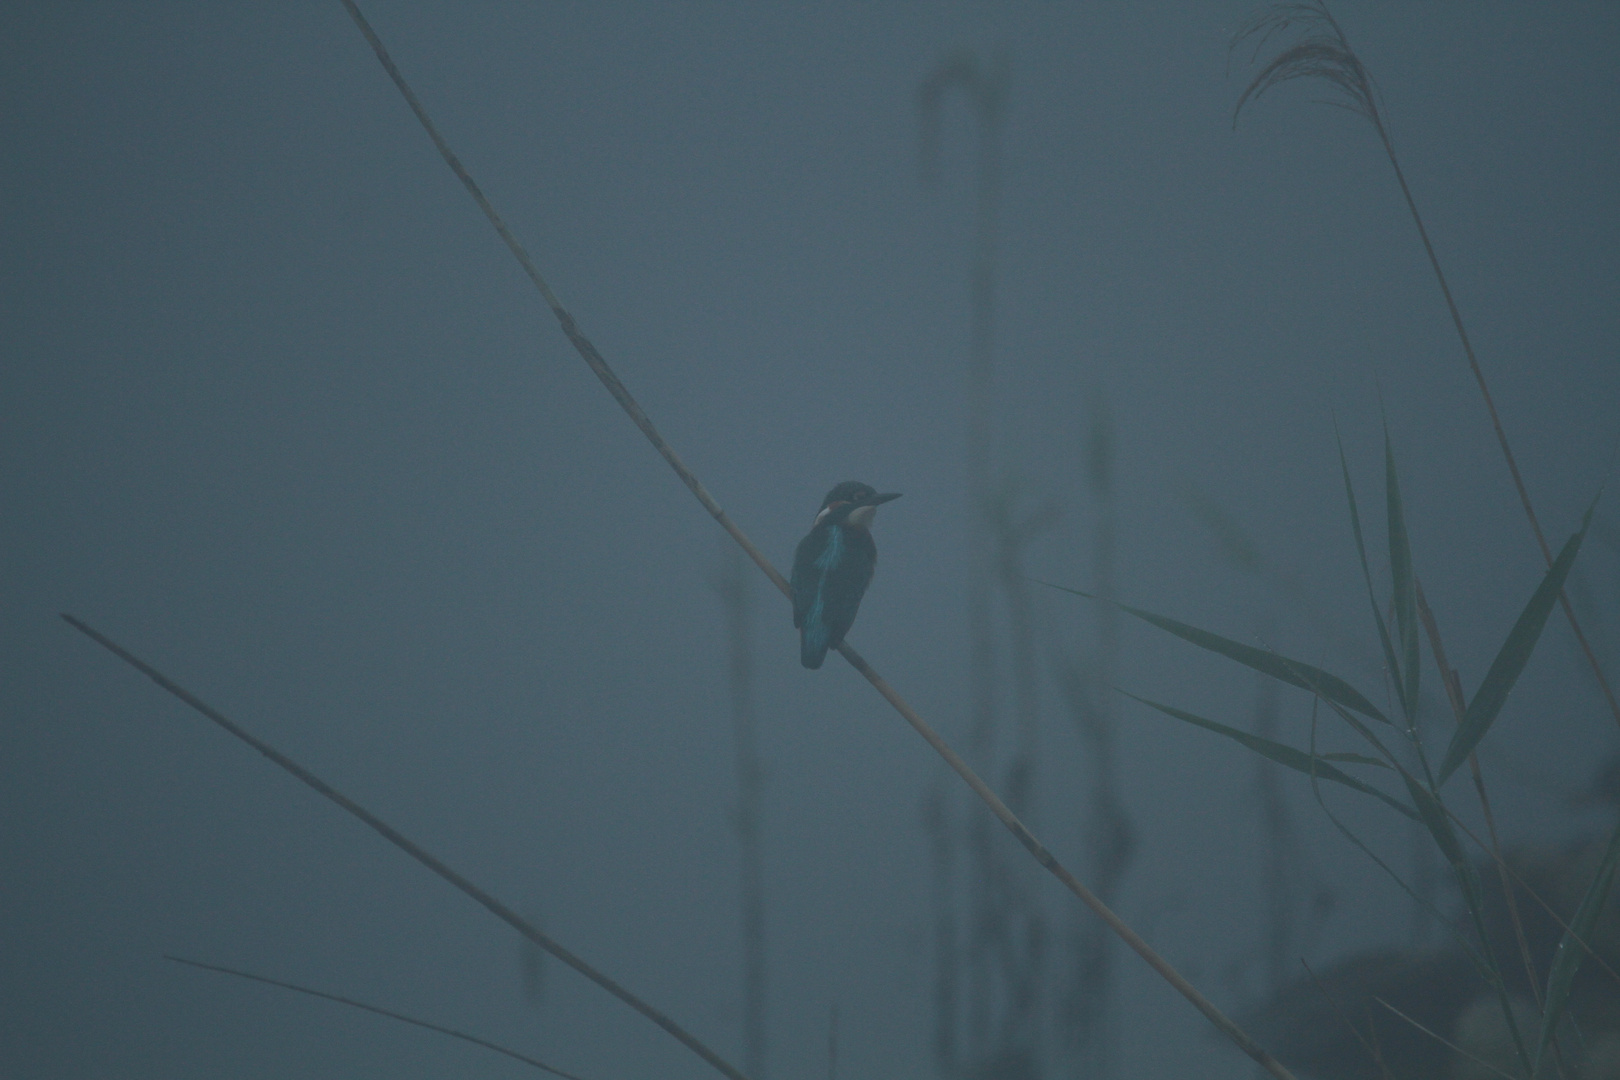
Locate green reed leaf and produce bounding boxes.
[1122,690,1413,819]
[1439,505,1594,784]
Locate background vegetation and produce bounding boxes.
[3,3,1617,1078]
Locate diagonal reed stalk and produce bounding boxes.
[167,955,596,1080]
[1233,1,1620,733]
[334,2,1298,1075]
[63,615,750,1080]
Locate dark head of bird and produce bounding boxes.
[811,480,903,531]
[792,481,901,669]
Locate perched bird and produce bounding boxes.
[791,481,901,669]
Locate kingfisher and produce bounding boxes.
[791,481,901,669]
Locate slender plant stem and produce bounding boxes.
[1415,583,1539,998]
[834,641,1293,1076]
[1371,72,1620,734]
[62,615,751,1080]
[1374,996,1518,1080]
[1444,798,1620,991]
[337,0,783,597]
[335,3,1298,1075]
[167,955,596,1080]
[1415,581,1573,1079]
[1300,960,1396,1080]
[1238,4,1617,724]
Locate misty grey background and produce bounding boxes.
[3,3,1617,1077]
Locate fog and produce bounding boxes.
[3,4,1617,1078]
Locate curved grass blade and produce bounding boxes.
[1536,819,1620,1075]
[1300,960,1396,1080]
[61,615,752,1080]
[1403,774,1483,918]
[1439,505,1595,784]
[1373,997,1517,1080]
[1298,681,1407,782]
[167,955,595,1080]
[1304,691,1527,1050]
[1120,690,1413,820]
[1039,579,1389,725]
[1403,772,1534,1075]
[1302,701,1491,983]
[1320,751,1388,769]
[1337,430,1406,719]
[1304,702,1529,1079]
[1384,426,1420,721]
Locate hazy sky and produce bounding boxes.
[3,4,1617,1078]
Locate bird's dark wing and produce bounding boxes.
[791,526,828,630]
[817,528,877,646]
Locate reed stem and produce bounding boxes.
[334,4,1298,1074]
[63,615,751,1080]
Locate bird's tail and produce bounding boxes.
[800,624,830,669]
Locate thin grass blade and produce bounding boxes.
[1320,752,1389,769]
[167,955,594,1080]
[59,615,753,1080]
[1303,703,1492,983]
[1403,773,1483,916]
[1384,427,1420,719]
[1337,430,1406,718]
[1536,819,1620,1074]
[1439,506,1595,783]
[1373,997,1518,1080]
[1309,687,1403,772]
[1122,690,1413,819]
[1124,603,1391,725]
[1404,771,1535,1075]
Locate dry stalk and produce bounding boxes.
[333,4,1299,1075]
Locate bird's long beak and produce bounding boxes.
[844,491,899,529]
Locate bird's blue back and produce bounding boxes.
[792,520,877,669]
